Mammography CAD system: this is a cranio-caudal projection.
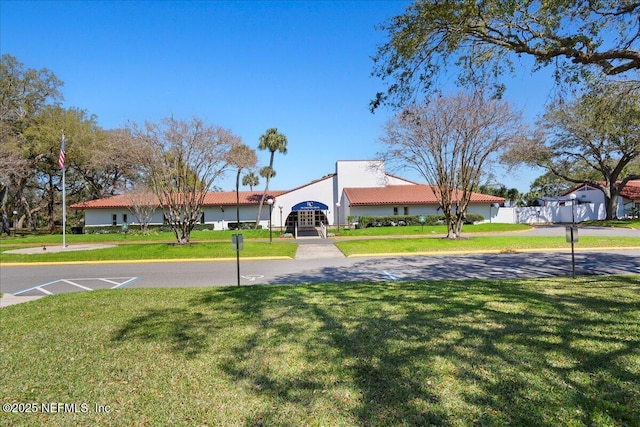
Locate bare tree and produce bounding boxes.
[227,143,257,229]
[380,91,527,238]
[132,117,240,244]
[125,185,159,233]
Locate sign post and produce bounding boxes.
[232,234,244,286]
[566,226,578,278]
[419,215,426,233]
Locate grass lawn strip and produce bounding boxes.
[2,235,638,264]
[1,276,638,426]
[0,241,297,263]
[335,236,640,257]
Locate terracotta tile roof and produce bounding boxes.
[620,181,640,200]
[344,185,505,206]
[70,191,286,209]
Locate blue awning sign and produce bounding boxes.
[291,200,329,211]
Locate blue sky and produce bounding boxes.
[1,0,550,193]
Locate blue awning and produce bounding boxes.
[291,200,329,211]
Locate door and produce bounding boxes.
[298,210,315,227]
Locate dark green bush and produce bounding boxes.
[354,213,484,228]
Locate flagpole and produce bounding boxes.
[59,132,67,248]
[62,165,66,248]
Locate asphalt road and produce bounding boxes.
[2,249,639,298]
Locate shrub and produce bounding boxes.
[464,213,485,224]
[353,213,484,228]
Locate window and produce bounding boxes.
[393,207,398,216]
[122,214,128,224]
[201,212,205,224]
[112,214,117,226]
[404,207,409,216]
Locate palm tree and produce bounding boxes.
[255,128,287,228]
[242,171,260,191]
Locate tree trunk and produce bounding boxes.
[602,181,619,220]
[255,153,275,228]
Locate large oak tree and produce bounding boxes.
[507,80,640,219]
[371,0,640,110]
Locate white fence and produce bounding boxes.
[491,203,607,224]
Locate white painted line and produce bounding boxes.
[241,275,264,282]
[60,279,93,291]
[382,270,399,281]
[13,279,61,295]
[111,277,138,289]
[36,286,54,295]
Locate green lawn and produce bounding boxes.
[336,235,640,256]
[1,276,638,426]
[0,241,297,263]
[2,223,638,264]
[0,228,274,245]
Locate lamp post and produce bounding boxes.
[267,198,274,244]
[12,210,18,236]
[335,202,340,234]
[278,204,283,232]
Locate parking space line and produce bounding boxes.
[111,277,139,288]
[13,279,61,296]
[61,279,93,291]
[35,286,54,295]
[11,277,139,295]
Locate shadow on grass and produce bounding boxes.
[188,276,640,426]
[105,275,639,425]
[111,307,214,358]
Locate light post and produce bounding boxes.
[335,202,340,234]
[278,204,283,232]
[267,198,274,244]
[12,210,18,236]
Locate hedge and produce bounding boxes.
[355,213,484,228]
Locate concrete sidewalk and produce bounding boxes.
[1,294,44,308]
[295,238,345,259]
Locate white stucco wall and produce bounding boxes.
[84,205,273,230]
[275,175,335,228]
[83,209,165,227]
[335,160,385,199]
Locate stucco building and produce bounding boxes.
[71,160,505,232]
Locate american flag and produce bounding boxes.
[58,134,66,170]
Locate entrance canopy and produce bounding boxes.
[291,200,329,211]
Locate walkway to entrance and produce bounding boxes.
[294,239,345,260]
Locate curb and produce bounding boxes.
[344,246,640,258]
[0,256,294,267]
